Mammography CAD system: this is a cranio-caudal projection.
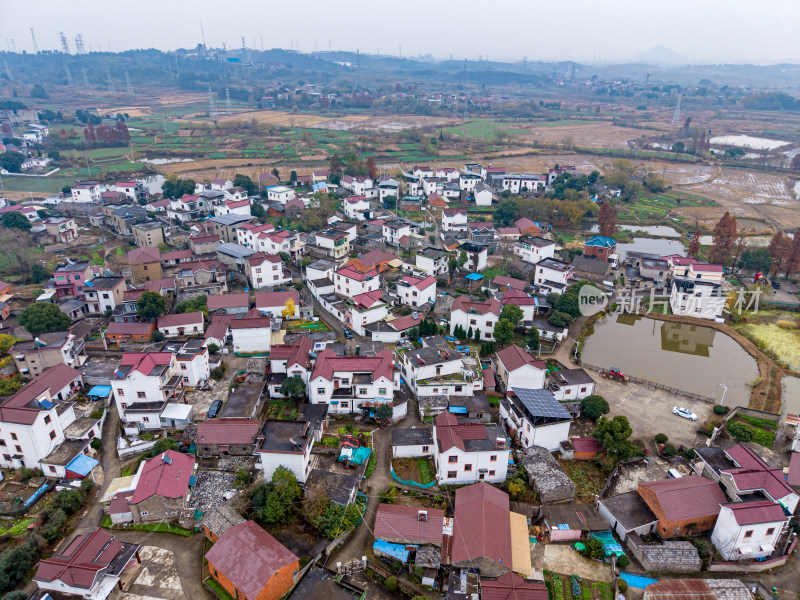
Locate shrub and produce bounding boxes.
[654,433,668,444]
[80,478,95,493]
[580,395,609,421]
[617,555,630,568]
[150,331,165,343]
[385,576,399,592]
[207,343,220,354]
[90,409,104,419]
[90,438,103,450]
[210,365,227,380]
[618,581,628,593]
[662,444,678,457]
[713,405,729,415]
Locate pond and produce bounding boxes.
[582,315,759,408]
[615,238,686,259]
[709,135,790,150]
[782,376,800,421]
[142,174,165,194]
[590,224,680,237]
[698,235,772,247]
[140,157,196,165]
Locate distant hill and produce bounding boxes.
[641,45,687,66]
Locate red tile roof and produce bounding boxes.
[127,247,161,264]
[197,420,261,445]
[356,249,397,268]
[205,521,298,600]
[106,321,156,337]
[204,321,230,343]
[352,290,385,309]
[109,491,133,515]
[130,450,195,504]
[496,345,546,372]
[638,475,726,522]
[158,311,204,328]
[723,444,796,500]
[119,352,173,376]
[492,275,527,290]
[0,364,82,425]
[247,252,282,266]
[642,579,715,600]
[311,349,394,383]
[401,275,436,290]
[254,290,299,308]
[452,296,501,317]
[497,227,521,236]
[443,208,468,216]
[724,500,786,525]
[229,316,271,330]
[345,195,368,204]
[389,313,422,331]
[374,503,445,545]
[434,412,489,452]
[160,249,194,262]
[34,529,127,589]
[452,482,511,567]
[571,437,605,454]
[224,199,251,209]
[208,293,251,310]
[481,573,548,600]
[336,267,377,282]
[788,452,800,488]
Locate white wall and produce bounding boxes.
[232,327,272,353]
[392,444,433,458]
[177,351,210,387]
[435,446,509,485]
[711,506,786,561]
[450,309,498,341]
[159,322,203,337]
[258,447,312,483]
[506,364,546,392]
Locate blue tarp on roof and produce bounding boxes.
[373,539,410,562]
[88,385,112,397]
[465,273,484,281]
[65,454,99,477]
[448,406,467,414]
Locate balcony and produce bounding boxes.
[331,387,354,399]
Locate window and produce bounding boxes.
[15,445,22,453]
[580,387,587,393]
[180,364,187,370]
[448,471,457,479]
[49,431,56,440]
[359,388,367,395]
[766,527,776,536]
[0,440,5,447]
[489,470,495,476]
[744,530,753,539]
[422,445,429,453]
[317,388,325,394]
[117,389,124,397]
[10,433,17,441]
[470,319,477,325]
[44,415,51,425]
[464,464,473,472]
[448,456,458,463]
[137,392,146,399]
[141,511,149,516]
[142,416,149,423]
[490,455,497,462]
[341,402,349,408]
[183,377,189,383]
[455,385,462,392]
[49,466,57,473]
[379,388,387,395]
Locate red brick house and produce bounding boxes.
[206,520,300,600]
[347,249,397,274]
[638,475,727,538]
[514,218,541,238]
[571,437,606,460]
[583,236,617,262]
[105,322,156,344]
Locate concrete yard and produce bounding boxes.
[120,546,186,600]
[594,377,713,449]
[533,543,613,582]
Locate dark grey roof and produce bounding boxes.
[305,470,359,506]
[448,392,491,414]
[217,243,256,258]
[542,503,608,531]
[598,491,658,531]
[392,427,433,447]
[571,255,611,276]
[202,504,245,537]
[694,446,736,475]
[210,214,253,226]
[220,382,265,419]
[41,440,90,467]
[259,420,310,453]
[512,388,572,424]
[549,368,594,387]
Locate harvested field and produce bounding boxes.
[216,110,458,131]
[736,312,800,371]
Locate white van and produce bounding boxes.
[667,468,682,479]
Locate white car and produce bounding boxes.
[673,406,697,421]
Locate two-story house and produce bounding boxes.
[257,419,315,483]
[12,331,83,379]
[230,309,273,354]
[497,388,572,451]
[396,274,437,307]
[112,352,186,430]
[535,258,573,294]
[125,450,196,524]
[583,236,618,262]
[346,290,389,336]
[450,297,501,341]
[312,229,350,259]
[442,208,469,232]
[43,217,78,243]
[514,237,556,265]
[255,290,300,319]
[711,501,790,561]
[433,412,509,485]
[53,261,92,299]
[399,336,483,400]
[214,198,252,217]
[382,220,413,247]
[247,253,291,289]
[266,185,296,203]
[413,247,449,277]
[495,345,546,393]
[71,181,103,203]
[347,249,396,274]
[341,175,373,195]
[343,195,372,221]
[84,276,127,314]
[308,349,399,416]
[334,267,380,297]
[458,242,488,272]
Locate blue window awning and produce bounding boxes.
[88,385,112,397]
[65,454,99,477]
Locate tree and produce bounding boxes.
[30,84,48,99]
[547,310,573,328]
[493,319,514,347]
[458,251,468,270]
[594,415,638,461]
[467,326,473,339]
[271,168,280,180]
[767,231,792,276]
[739,248,772,272]
[0,334,17,356]
[597,202,617,237]
[791,154,800,173]
[207,343,220,354]
[289,170,298,184]
[150,331,165,342]
[671,142,686,154]
[366,157,378,180]
[18,303,71,335]
[1,211,32,230]
[280,376,306,400]
[150,437,178,456]
[282,299,296,318]
[494,200,518,227]
[385,576,399,592]
[376,403,393,420]
[0,151,25,174]
[785,230,800,276]
[687,228,701,257]
[708,212,738,266]
[553,292,580,318]
[136,291,166,319]
[580,395,610,421]
[526,326,540,350]
[250,202,266,218]
[233,174,256,195]
[161,175,196,199]
[499,304,524,328]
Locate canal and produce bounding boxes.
[582,315,759,408]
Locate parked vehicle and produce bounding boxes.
[601,366,630,382]
[343,327,354,339]
[667,468,683,478]
[672,406,697,421]
[771,280,781,290]
[207,399,223,419]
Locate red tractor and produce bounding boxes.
[602,366,630,382]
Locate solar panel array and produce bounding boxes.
[513,388,572,425]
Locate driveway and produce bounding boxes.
[594,378,713,449]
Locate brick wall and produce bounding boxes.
[130,495,186,524]
[638,485,718,538]
[208,558,299,600]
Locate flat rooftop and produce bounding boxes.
[220,382,265,419]
[258,420,310,453]
[287,566,361,600]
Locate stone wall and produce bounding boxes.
[626,534,701,572]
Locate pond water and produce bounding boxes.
[582,315,759,408]
[140,157,195,165]
[697,235,776,247]
[142,174,165,194]
[795,181,800,200]
[709,135,789,150]
[782,376,800,420]
[590,224,681,237]
[615,238,686,259]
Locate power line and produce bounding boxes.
[225,86,232,115]
[82,67,90,87]
[106,67,116,94]
[208,85,218,122]
[64,62,73,86]
[2,58,11,80]
[672,94,683,126]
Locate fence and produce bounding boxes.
[390,467,436,489]
[580,362,715,403]
[708,535,797,573]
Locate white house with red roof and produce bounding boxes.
[433,412,509,485]
[157,311,204,337]
[236,222,276,248]
[398,336,483,399]
[254,228,304,259]
[718,444,799,513]
[367,313,422,343]
[711,501,790,560]
[255,290,300,319]
[214,198,252,217]
[396,274,437,307]
[112,353,185,430]
[127,450,196,524]
[442,207,468,232]
[334,266,380,297]
[495,345,546,392]
[33,528,140,599]
[449,296,501,341]
[268,337,315,396]
[382,220,413,246]
[0,364,83,471]
[665,255,725,285]
[230,309,272,354]
[343,195,371,220]
[210,178,233,191]
[247,252,291,289]
[341,175,373,195]
[309,349,399,415]
[347,290,389,336]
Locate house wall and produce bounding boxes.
[177,352,210,387]
[498,401,571,451]
[232,328,272,354]
[349,304,389,337]
[596,501,657,542]
[0,407,65,470]
[208,558,299,600]
[450,309,498,341]
[434,445,508,485]
[197,442,255,457]
[258,448,311,483]
[398,282,436,307]
[129,494,187,524]
[131,262,162,284]
[504,363,546,392]
[551,382,595,401]
[392,443,432,458]
[133,226,165,248]
[638,485,719,538]
[158,322,204,337]
[711,507,786,561]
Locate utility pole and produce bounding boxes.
[161,114,168,156]
[2,58,11,81]
[208,85,218,122]
[672,94,682,126]
[64,63,73,86]
[29,28,39,53]
[75,34,85,54]
[225,86,232,114]
[82,67,90,87]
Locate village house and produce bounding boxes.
[127,247,162,283]
[535,257,573,294]
[366,312,422,343]
[458,242,489,272]
[498,388,572,451]
[341,175,373,195]
[583,236,618,261]
[399,336,482,400]
[12,331,82,379]
[157,312,204,337]
[711,501,790,561]
[230,309,272,354]
[214,198,252,217]
[53,261,92,299]
[196,420,261,457]
[247,252,291,289]
[343,195,372,220]
[257,419,314,483]
[495,345,546,393]
[638,476,728,538]
[266,185,296,203]
[209,214,255,244]
[665,256,725,285]
[345,290,390,336]
[571,255,613,284]
[175,259,225,288]
[383,220,414,247]
[473,182,494,206]
[206,521,300,600]
[347,249,396,274]
[450,296,501,341]
[514,218,542,237]
[132,221,166,249]
[125,450,196,524]
[547,368,596,401]
[396,274,437,307]
[207,293,250,315]
[112,352,186,430]
[391,427,434,458]
[189,232,221,254]
[670,278,726,320]
[236,222,276,249]
[496,289,540,324]
[433,412,509,485]
[84,277,127,314]
[442,208,469,232]
[104,322,156,345]
[311,229,350,259]
[43,217,78,243]
[334,266,380,297]
[412,247,449,277]
[267,337,315,395]
[255,290,300,319]
[167,338,210,387]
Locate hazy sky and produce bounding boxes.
[1,0,798,64]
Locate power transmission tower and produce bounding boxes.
[64,63,73,86]
[29,28,39,53]
[125,70,134,95]
[175,56,180,76]
[208,85,218,122]
[59,31,70,54]
[672,94,682,126]
[225,86,232,114]
[106,67,116,94]
[82,67,90,87]
[75,34,85,54]
[2,58,11,80]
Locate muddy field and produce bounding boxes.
[215,110,458,131]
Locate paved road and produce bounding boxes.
[331,397,422,566]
